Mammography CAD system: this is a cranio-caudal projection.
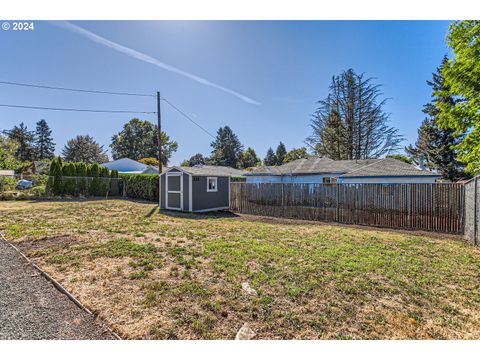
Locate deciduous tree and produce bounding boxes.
[239,147,260,168]
[435,21,480,174]
[110,118,178,165]
[406,56,467,181]
[284,147,308,163]
[62,135,108,164]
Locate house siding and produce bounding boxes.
[246,174,439,184]
[192,176,229,211]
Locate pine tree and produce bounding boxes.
[263,148,277,166]
[275,142,287,165]
[47,156,63,196]
[34,119,55,160]
[76,162,88,195]
[62,162,77,196]
[306,69,403,159]
[3,122,35,162]
[110,169,120,196]
[405,56,467,181]
[210,126,244,168]
[88,163,100,196]
[99,166,110,196]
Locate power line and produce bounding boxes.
[0,104,156,114]
[161,97,215,138]
[0,80,155,97]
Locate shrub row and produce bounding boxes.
[120,174,159,201]
[46,157,121,197]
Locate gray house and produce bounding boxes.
[160,165,240,212]
[246,157,441,184]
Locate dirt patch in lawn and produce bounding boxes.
[17,235,79,253]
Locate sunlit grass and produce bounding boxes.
[1,199,480,339]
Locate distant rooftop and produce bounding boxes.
[247,157,439,178]
[165,165,247,177]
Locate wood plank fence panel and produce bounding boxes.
[230,182,465,234]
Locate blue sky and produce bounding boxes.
[0,21,451,165]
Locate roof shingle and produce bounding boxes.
[247,157,439,177]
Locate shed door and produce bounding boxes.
[166,172,183,210]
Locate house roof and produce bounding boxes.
[247,157,439,178]
[101,158,159,174]
[164,165,247,177]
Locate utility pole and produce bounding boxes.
[157,91,162,210]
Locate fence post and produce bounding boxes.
[335,183,340,222]
[474,177,478,246]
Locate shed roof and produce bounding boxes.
[247,157,439,178]
[165,165,247,177]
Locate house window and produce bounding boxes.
[207,177,218,192]
[323,177,337,184]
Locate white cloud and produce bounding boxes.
[53,21,260,105]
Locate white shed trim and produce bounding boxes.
[166,172,183,211]
[189,173,193,212]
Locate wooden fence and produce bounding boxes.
[230,182,465,234]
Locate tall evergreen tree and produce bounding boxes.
[240,147,261,168]
[306,69,403,160]
[110,118,178,165]
[209,126,244,168]
[263,147,277,166]
[275,142,287,165]
[34,119,55,160]
[406,56,467,181]
[62,135,109,164]
[3,122,35,162]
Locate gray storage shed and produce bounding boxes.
[160,166,233,212]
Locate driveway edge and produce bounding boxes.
[0,232,122,340]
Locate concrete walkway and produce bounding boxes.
[0,238,115,340]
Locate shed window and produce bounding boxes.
[207,177,218,192]
[323,177,337,184]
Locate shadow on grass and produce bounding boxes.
[18,197,156,205]
[159,209,239,220]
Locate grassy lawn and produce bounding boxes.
[1,199,480,339]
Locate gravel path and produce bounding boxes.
[0,238,116,340]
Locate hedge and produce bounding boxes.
[45,157,118,197]
[120,174,159,201]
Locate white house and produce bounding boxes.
[245,157,441,184]
[101,158,159,174]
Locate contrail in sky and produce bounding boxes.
[52,21,260,105]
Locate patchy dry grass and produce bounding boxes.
[1,199,480,339]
